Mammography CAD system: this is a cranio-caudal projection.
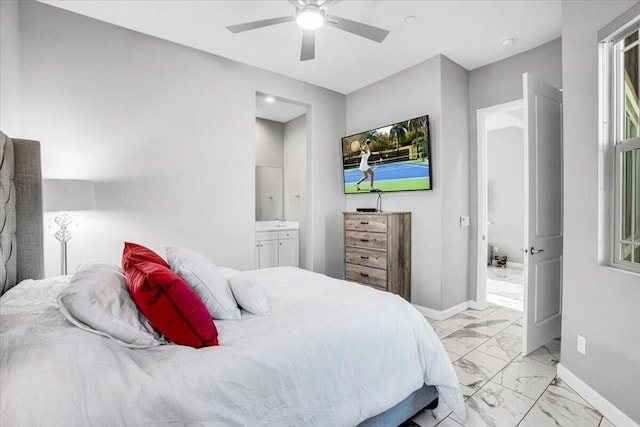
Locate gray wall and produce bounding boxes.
[255,118,284,168]
[468,38,563,299]
[1,0,346,277]
[255,118,285,220]
[440,56,471,309]
[0,0,20,133]
[561,1,640,423]
[346,55,470,311]
[487,126,524,264]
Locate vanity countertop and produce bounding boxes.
[256,221,299,232]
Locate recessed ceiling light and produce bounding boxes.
[265,96,275,103]
[296,5,325,30]
[501,37,515,47]
[404,16,416,24]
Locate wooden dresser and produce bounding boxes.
[343,212,411,301]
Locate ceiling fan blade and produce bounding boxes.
[300,30,316,61]
[226,16,295,33]
[320,0,341,8]
[287,0,305,9]
[325,14,389,43]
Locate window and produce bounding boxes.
[602,17,640,273]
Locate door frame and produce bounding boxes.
[475,99,524,310]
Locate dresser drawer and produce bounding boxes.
[345,230,387,251]
[345,247,387,270]
[256,231,278,240]
[344,214,387,233]
[278,230,298,239]
[345,263,387,289]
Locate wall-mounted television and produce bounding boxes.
[341,115,431,194]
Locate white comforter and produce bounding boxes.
[0,267,464,426]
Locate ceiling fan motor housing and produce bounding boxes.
[296,4,326,30]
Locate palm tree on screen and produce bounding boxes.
[389,122,409,156]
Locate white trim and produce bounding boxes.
[557,363,639,427]
[468,300,487,311]
[600,20,640,274]
[476,109,489,310]
[413,301,470,321]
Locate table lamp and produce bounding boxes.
[42,179,95,275]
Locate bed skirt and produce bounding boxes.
[358,384,438,427]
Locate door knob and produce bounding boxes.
[530,247,544,254]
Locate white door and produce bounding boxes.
[278,238,298,267]
[523,73,563,355]
[257,239,279,269]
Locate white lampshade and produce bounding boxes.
[43,179,95,212]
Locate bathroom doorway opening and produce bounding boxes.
[477,100,525,311]
[255,92,309,269]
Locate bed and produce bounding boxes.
[0,132,465,426]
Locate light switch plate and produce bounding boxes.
[460,216,470,227]
[577,334,586,355]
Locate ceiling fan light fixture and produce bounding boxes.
[296,5,325,30]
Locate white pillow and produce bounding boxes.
[218,266,240,279]
[166,247,241,320]
[57,260,165,348]
[227,273,271,316]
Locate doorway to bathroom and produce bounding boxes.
[477,74,563,355]
[255,92,309,269]
[478,100,525,312]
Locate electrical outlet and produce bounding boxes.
[460,216,470,227]
[577,334,586,355]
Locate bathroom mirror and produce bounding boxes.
[255,166,283,220]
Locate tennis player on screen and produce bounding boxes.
[355,139,378,191]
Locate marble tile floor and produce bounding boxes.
[487,266,523,312]
[404,305,614,427]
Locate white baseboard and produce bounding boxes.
[556,363,639,427]
[413,300,470,321]
[468,300,487,311]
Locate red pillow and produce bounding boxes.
[122,241,169,271]
[124,258,218,348]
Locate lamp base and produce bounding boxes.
[54,213,73,275]
[60,240,67,275]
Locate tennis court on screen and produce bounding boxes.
[344,159,429,182]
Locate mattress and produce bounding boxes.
[0,266,464,426]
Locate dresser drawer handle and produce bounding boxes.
[360,272,369,277]
[360,221,369,225]
[360,239,369,242]
[360,255,369,260]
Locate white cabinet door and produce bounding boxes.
[257,239,279,269]
[278,238,298,267]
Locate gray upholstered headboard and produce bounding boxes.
[0,131,44,295]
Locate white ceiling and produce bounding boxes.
[40,0,562,96]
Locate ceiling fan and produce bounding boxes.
[226,0,390,61]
